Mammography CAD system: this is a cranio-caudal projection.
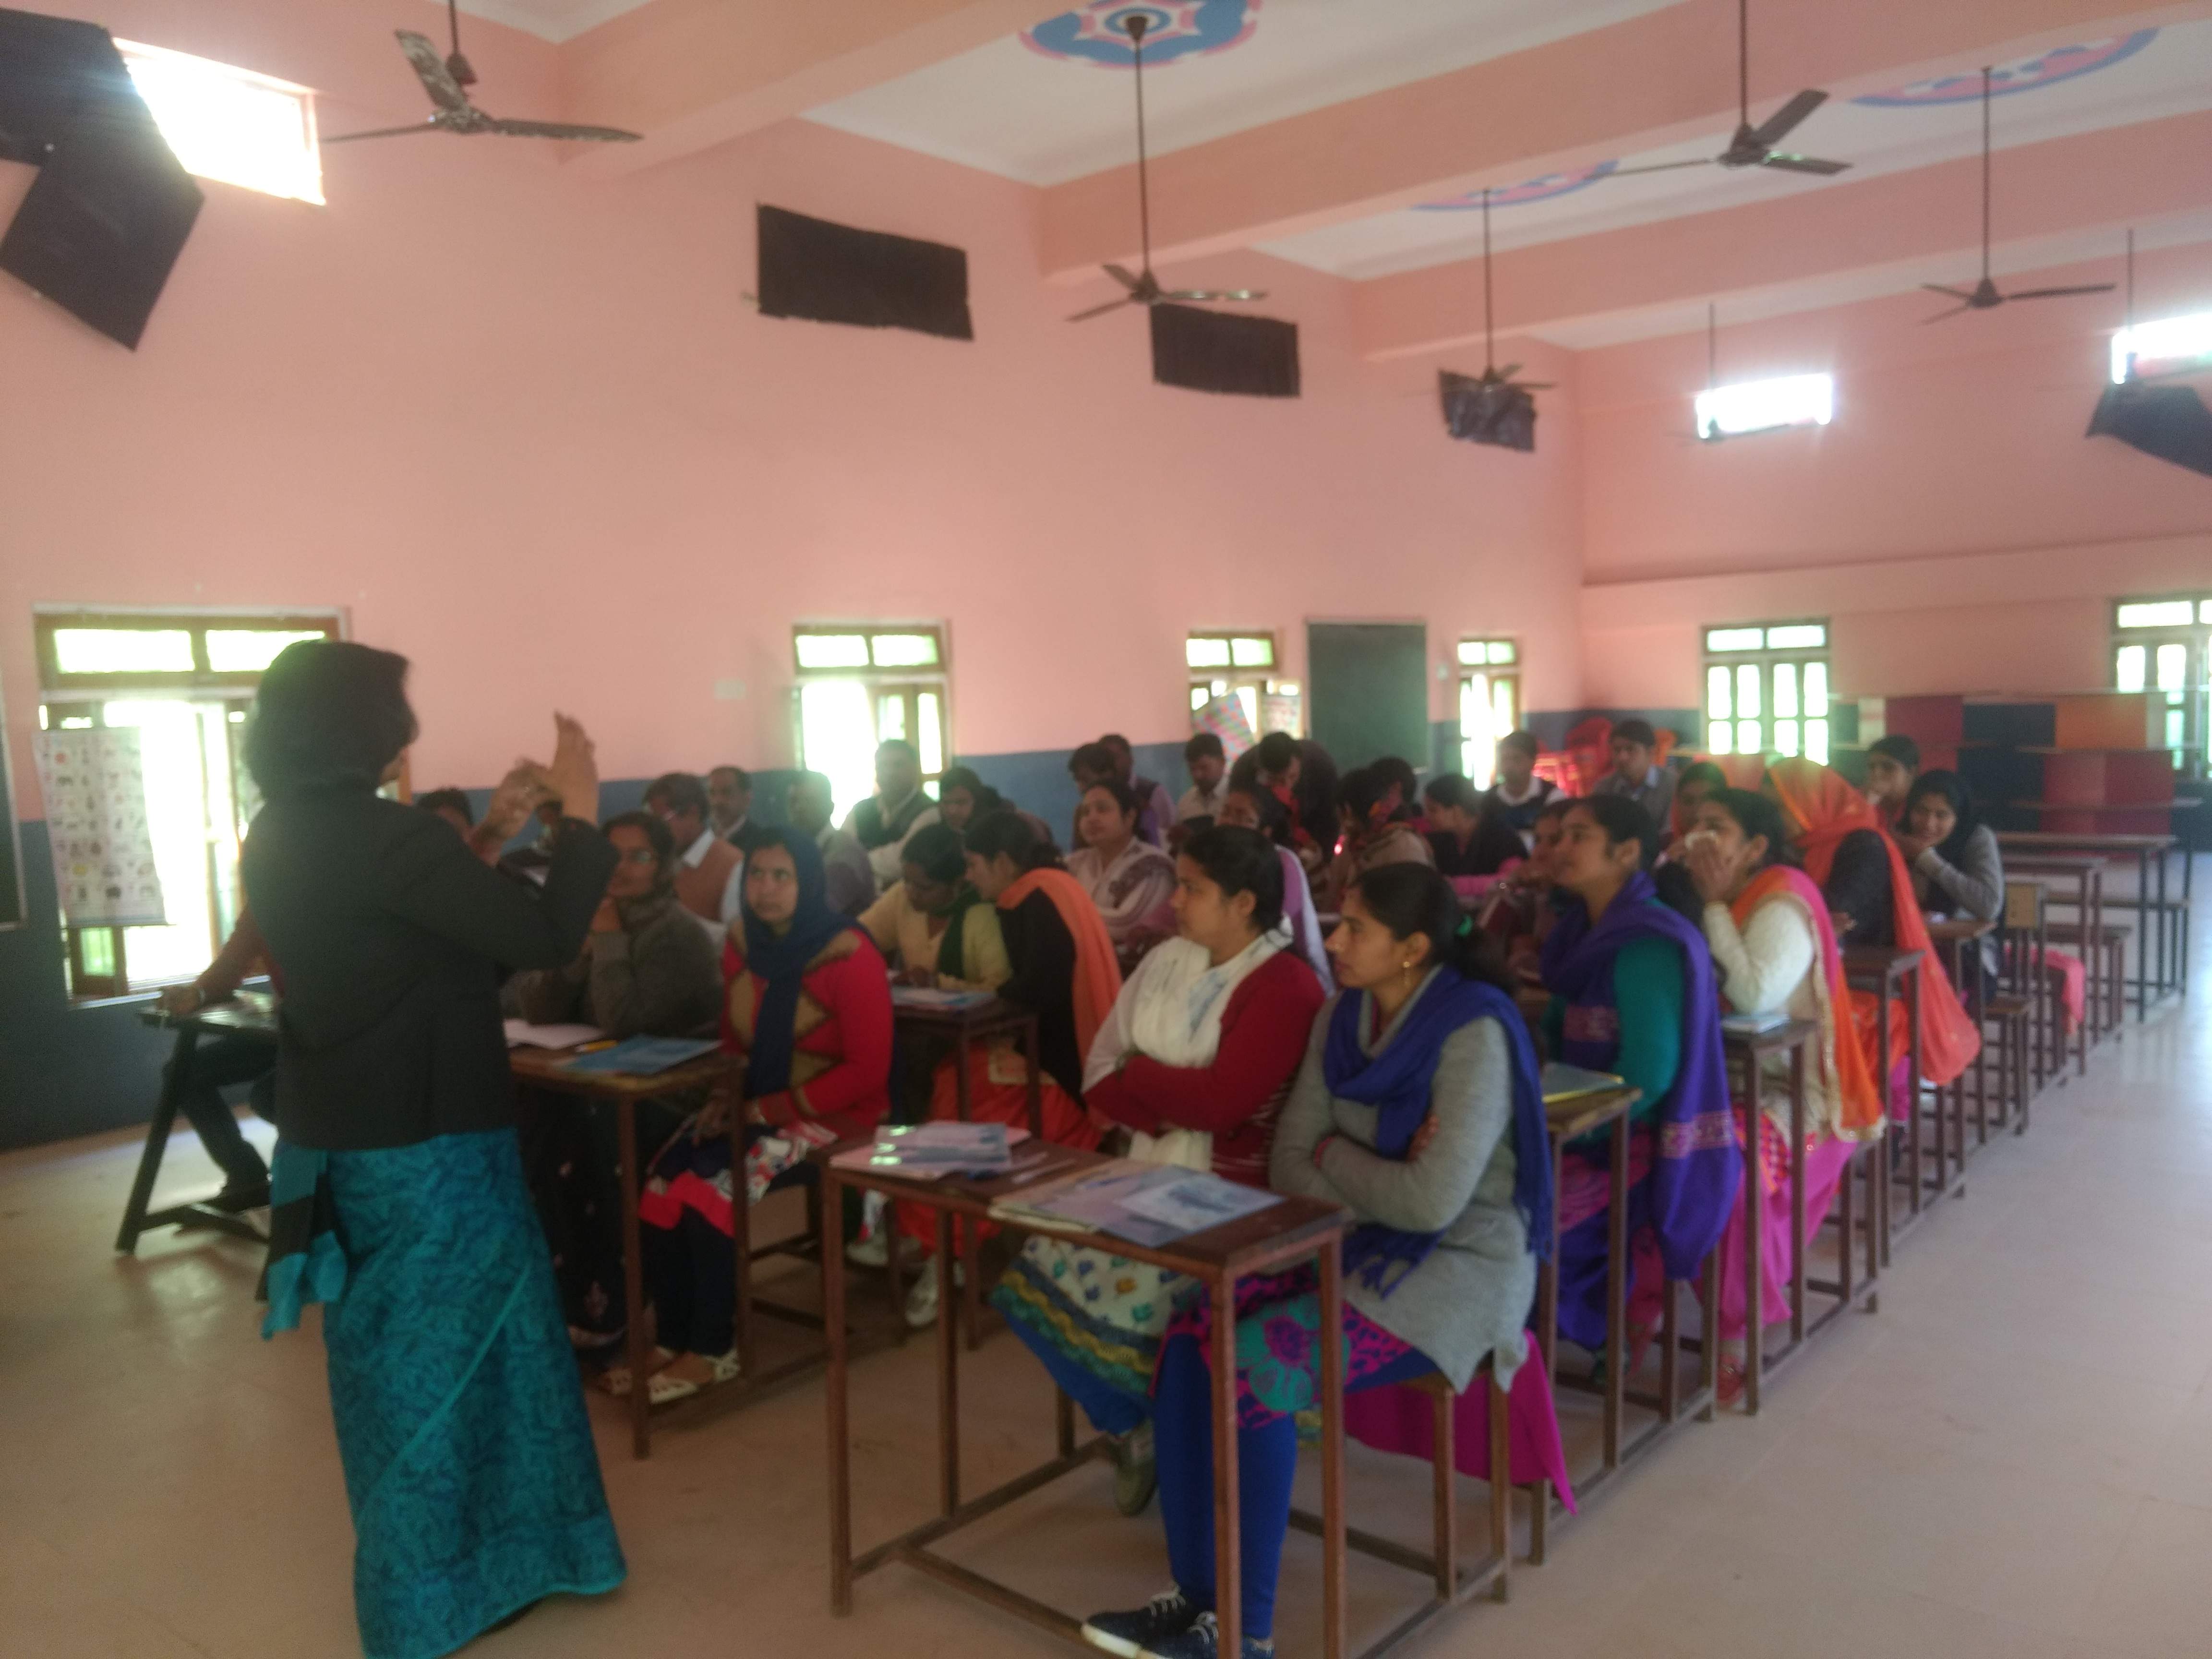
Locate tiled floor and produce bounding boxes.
[6,867,2205,1659]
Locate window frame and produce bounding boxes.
[790,623,953,801]
[2111,593,2212,775]
[1186,629,1294,742]
[1701,618,1832,761]
[1455,638,1520,785]
[35,611,340,695]
[117,38,325,205]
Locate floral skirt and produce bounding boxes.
[993,1237,1187,1436]
[1158,1266,1422,1431]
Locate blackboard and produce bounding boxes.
[1307,622,1431,774]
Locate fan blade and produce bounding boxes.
[321,121,446,144]
[1760,154,1850,176]
[1607,157,1715,178]
[1921,304,1973,324]
[1920,284,1978,301]
[483,117,641,143]
[2006,283,2118,301]
[1066,296,1134,322]
[1102,263,1145,292]
[395,30,471,114]
[1747,88,1828,150]
[1163,289,1266,303]
[1512,381,1557,391]
[1494,363,1522,381]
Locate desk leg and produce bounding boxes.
[936,1211,960,1516]
[731,1106,756,1381]
[1531,1142,1563,1565]
[1743,1056,1762,1416]
[1057,1388,1075,1460]
[1604,1116,1627,1466]
[826,1167,853,1615]
[1876,988,1896,1262]
[619,1097,649,1461]
[117,1027,196,1254]
[1318,1238,1348,1656]
[1789,1045,1807,1347]
[1906,971,1924,1203]
[1021,1015,1044,1141]
[953,1033,981,1351]
[1211,1268,1244,1659]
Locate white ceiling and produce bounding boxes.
[450,0,650,45]
[1257,22,2212,280]
[803,0,1680,186]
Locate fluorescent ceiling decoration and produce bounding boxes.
[805,0,1679,186]
[1852,31,2157,106]
[1257,23,2210,281]
[443,0,649,45]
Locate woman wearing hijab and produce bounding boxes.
[1541,795,1739,1376]
[631,829,893,1402]
[506,808,721,1352]
[244,643,625,1659]
[1082,863,1551,1659]
[1763,758,1981,1100]
[899,809,1125,1327]
[995,828,1324,1515]
[1681,789,1882,1403]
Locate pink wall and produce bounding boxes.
[1577,243,2212,710]
[0,0,1587,818]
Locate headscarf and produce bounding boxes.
[1764,758,1980,1086]
[1540,869,1740,1279]
[730,826,859,1098]
[1323,967,1552,1296]
[1901,769,1981,868]
[999,866,1123,1062]
[1730,864,1883,1139]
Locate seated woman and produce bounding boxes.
[901,810,1123,1326]
[1898,769,2004,986]
[995,827,1324,1515]
[1421,772,1526,879]
[507,809,723,1349]
[1216,782,1330,980]
[1315,765,1434,912]
[859,821,1011,991]
[1082,863,1550,1659]
[1069,777,1179,968]
[1680,789,1881,1403]
[634,830,893,1401]
[1764,758,1980,1105]
[1541,796,1738,1375]
[1478,798,1570,979]
[1661,760,1728,858]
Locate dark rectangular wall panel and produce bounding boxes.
[755,204,973,341]
[1307,623,1430,774]
[1150,302,1299,397]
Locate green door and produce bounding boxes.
[1307,623,1431,773]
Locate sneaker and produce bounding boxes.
[1110,1422,1157,1516]
[1081,1589,1202,1658]
[210,1178,271,1213]
[847,1233,918,1269]
[1140,1612,1272,1659]
[903,1263,962,1329]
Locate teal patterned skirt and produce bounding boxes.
[265,1129,626,1659]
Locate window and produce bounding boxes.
[1695,373,1834,441]
[2113,594,2212,774]
[2111,312,2212,384]
[1455,639,1520,786]
[1703,621,1830,762]
[35,611,341,998]
[1186,632,1300,745]
[119,40,323,204]
[793,625,950,824]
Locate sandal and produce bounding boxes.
[1715,1356,1749,1409]
[648,1349,742,1406]
[597,1346,678,1397]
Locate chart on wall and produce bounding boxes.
[1307,623,1430,773]
[32,727,166,926]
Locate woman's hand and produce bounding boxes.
[753,1090,798,1128]
[1893,829,1933,864]
[543,713,599,828]
[157,982,206,1016]
[1685,835,1744,907]
[898,964,937,987]
[1408,1115,1443,1161]
[589,896,623,934]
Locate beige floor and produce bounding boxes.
[7,873,2207,1659]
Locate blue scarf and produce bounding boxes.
[1323,969,1553,1297]
[738,827,859,1098]
[1539,870,1739,1280]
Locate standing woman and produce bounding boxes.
[1540,795,1738,1371]
[244,642,625,1659]
[994,828,1324,1514]
[1081,863,1551,1659]
[1681,789,1882,1403]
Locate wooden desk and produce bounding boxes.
[892,995,1044,1347]
[1996,830,2191,1013]
[120,991,280,1252]
[821,1144,1358,1659]
[2001,853,2106,1071]
[1842,946,1924,1257]
[1925,918,1994,1173]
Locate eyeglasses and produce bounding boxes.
[616,848,659,865]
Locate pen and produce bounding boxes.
[574,1039,617,1053]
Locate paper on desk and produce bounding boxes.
[505,1020,605,1049]
[890,986,996,1010]
[1540,1061,1626,1104]
[1116,1172,1281,1234]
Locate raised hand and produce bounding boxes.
[544,713,599,828]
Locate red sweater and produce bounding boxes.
[720,930,893,1141]
[1084,950,1326,1188]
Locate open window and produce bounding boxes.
[1455,639,1519,786]
[1703,621,1829,762]
[1187,631,1299,745]
[2113,595,2212,774]
[793,625,950,823]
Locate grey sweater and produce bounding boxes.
[1268,973,1534,1392]
[1910,824,2004,921]
[504,891,722,1039]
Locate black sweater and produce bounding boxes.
[242,789,617,1150]
[995,888,1083,1100]
[1823,828,1896,949]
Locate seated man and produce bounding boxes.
[155,911,276,1211]
[708,764,775,853]
[1592,718,1676,838]
[1862,734,1920,831]
[645,770,744,939]
[1480,729,1561,848]
[789,769,877,915]
[1175,731,1229,827]
[844,739,940,893]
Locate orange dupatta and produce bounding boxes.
[1731,865,1884,1139]
[1000,866,1123,1062]
[1763,759,1980,1087]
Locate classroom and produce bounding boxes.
[1,3,2209,1658]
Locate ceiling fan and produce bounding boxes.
[1067,14,1264,322]
[1609,0,1849,180]
[1449,188,1554,395]
[323,0,642,146]
[1921,67,2115,321]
